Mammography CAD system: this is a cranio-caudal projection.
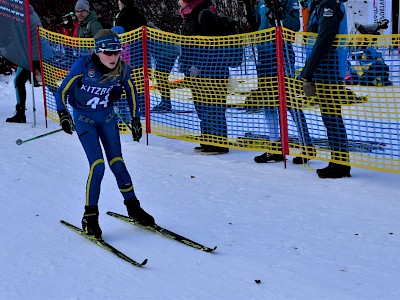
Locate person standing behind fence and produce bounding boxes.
[178,0,229,155]
[55,29,155,238]
[301,0,351,178]
[252,0,314,164]
[61,13,75,37]
[6,5,42,124]
[73,0,103,38]
[113,0,147,113]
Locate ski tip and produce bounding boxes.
[141,258,148,266]
[208,246,217,253]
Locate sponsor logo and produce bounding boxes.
[88,69,95,78]
[323,8,334,17]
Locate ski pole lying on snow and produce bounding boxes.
[113,106,132,131]
[16,128,64,145]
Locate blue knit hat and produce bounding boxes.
[94,34,122,53]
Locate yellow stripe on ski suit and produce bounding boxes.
[86,159,104,206]
[109,157,134,193]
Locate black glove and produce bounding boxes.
[303,80,316,97]
[108,84,124,104]
[58,109,74,134]
[131,117,142,142]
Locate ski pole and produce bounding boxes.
[113,106,132,131]
[16,128,64,145]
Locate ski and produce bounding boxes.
[60,220,147,267]
[106,211,217,253]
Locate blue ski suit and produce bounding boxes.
[55,54,139,206]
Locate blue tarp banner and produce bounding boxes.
[0,0,29,69]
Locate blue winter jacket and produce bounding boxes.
[255,0,300,31]
[55,54,139,118]
[301,0,348,82]
[255,0,300,76]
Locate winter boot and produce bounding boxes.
[81,205,102,238]
[293,146,316,165]
[199,145,229,155]
[6,104,26,123]
[317,163,351,179]
[254,152,284,163]
[124,199,155,227]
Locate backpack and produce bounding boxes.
[198,9,243,68]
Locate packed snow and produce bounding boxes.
[0,74,399,299]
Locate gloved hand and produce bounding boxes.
[58,109,74,134]
[108,84,124,104]
[131,117,142,142]
[303,80,316,97]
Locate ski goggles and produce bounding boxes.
[100,50,121,56]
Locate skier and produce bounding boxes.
[55,29,155,238]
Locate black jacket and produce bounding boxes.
[114,5,147,32]
[180,1,230,78]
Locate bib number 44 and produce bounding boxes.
[86,96,109,109]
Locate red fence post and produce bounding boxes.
[141,26,151,144]
[275,26,289,164]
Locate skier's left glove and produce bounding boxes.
[131,117,142,142]
[58,109,74,134]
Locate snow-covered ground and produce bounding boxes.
[0,75,399,299]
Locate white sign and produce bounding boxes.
[368,0,392,34]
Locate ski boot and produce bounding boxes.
[81,205,102,238]
[124,198,155,226]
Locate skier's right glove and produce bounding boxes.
[58,109,74,134]
[131,117,142,142]
[108,83,124,104]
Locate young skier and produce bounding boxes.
[55,29,155,238]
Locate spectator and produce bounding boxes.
[178,0,229,155]
[251,0,314,164]
[61,13,75,37]
[6,5,42,123]
[55,29,155,238]
[301,0,351,178]
[73,0,103,38]
[113,0,147,114]
[114,0,147,32]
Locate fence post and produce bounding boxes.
[275,25,289,164]
[142,26,151,144]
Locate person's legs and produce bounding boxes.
[254,107,284,163]
[289,108,316,164]
[98,112,136,201]
[6,67,29,123]
[73,110,106,237]
[99,110,154,226]
[317,98,351,178]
